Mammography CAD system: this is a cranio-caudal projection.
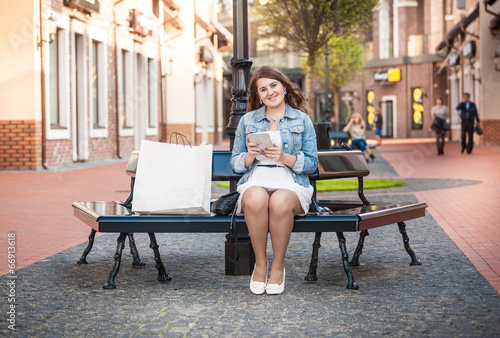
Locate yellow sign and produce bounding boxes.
[388,68,400,82]
[366,90,375,126]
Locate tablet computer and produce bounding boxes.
[248,132,273,160]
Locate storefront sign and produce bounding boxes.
[366,90,375,129]
[129,9,153,37]
[373,68,401,82]
[63,0,99,13]
[411,87,423,130]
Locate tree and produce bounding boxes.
[256,0,377,118]
[312,33,365,119]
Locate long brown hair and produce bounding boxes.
[247,66,310,114]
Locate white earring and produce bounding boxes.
[284,89,287,95]
[260,99,263,104]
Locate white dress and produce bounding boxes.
[236,131,314,216]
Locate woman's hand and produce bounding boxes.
[264,144,284,162]
[244,136,260,168]
[246,137,261,159]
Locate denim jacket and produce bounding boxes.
[230,105,318,188]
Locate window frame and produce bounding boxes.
[45,12,70,140]
[88,25,108,138]
[117,37,134,136]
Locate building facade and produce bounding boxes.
[436,0,500,145]
[339,0,448,139]
[341,0,500,145]
[0,0,230,170]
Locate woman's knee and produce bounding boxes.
[269,190,300,216]
[242,187,269,213]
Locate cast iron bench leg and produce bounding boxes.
[349,230,369,266]
[397,222,422,266]
[103,232,127,289]
[148,233,171,283]
[337,232,359,290]
[77,229,97,264]
[305,232,322,281]
[128,233,146,267]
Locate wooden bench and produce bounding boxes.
[73,149,426,289]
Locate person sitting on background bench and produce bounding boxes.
[230,66,318,295]
[343,112,375,162]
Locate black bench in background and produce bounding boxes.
[73,149,426,289]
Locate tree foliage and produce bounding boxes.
[256,0,377,116]
[313,34,365,90]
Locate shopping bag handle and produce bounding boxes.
[169,132,192,147]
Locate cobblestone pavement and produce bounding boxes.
[1,144,500,336]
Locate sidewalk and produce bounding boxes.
[0,139,499,293]
[378,139,500,294]
[1,139,499,335]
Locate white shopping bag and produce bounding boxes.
[131,139,213,215]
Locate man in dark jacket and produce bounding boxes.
[456,93,480,154]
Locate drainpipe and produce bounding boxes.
[39,0,48,169]
[113,0,125,159]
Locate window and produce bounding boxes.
[152,0,159,18]
[45,14,70,140]
[49,28,61,128]
[121,49,133,129]
[378,1,392,59]
[147,57,158,129]
[91,40,100,128]
[88,25,108,138]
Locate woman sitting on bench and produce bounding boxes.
[343,112,375,162]
[230,66,318,295]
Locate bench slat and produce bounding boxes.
[73,201,359,233]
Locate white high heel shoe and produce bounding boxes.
[249,265,267,295]
[266,268,285,295]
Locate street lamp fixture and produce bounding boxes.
[38,13,57,47]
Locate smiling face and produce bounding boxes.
[256,78,286,110]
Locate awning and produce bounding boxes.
[212,21,233,50]
[436,3,479,55]
[162,0,180,11]
[195,13,215,33]
[164,6,183,31]
[436,35,471,74]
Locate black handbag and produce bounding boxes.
[475,125,483,135]
[211,191,239,216]
[211,191,240,262]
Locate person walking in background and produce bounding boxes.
[456,93,480,154]
[343,112,375,162]
[230,66,318,295]
[373,109,383,146]
[431,97,449,156]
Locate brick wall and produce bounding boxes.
[481,119,500,145]
[166,124,196,145]
[0,120,41,170]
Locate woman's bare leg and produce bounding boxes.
[268,189,302,284]
[241,186,270,283]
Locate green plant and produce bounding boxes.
[217,179,405,191]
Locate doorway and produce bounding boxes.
[380,96,395,138]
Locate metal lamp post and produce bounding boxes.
[226,0,253,150]
[225,0,255,276]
